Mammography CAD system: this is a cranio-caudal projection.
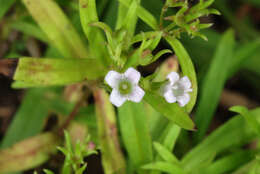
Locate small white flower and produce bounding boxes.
[163,72,192,107]
[105,67,145,107]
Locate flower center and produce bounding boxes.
[172,83,185,97]
[118,80,132,95]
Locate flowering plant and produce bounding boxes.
[1,0,260,173]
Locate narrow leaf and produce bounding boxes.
[153,142,180,164]
[194,29,235,141]
[79,0,108,63]
[144,92,195,130]
[118,101,153,173]
[1,88,52,148]
[0,133,58,173]
[182,108,260,172]
[202,150,255,174]
[93,88,126,174]
[0,0,15,20]
[230,106,260,137]
[13,57,105,87]
[22,0,88,58]
[142,162,186,174]
[165,37,198,113]
[118,0,158,30]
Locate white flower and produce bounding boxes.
[105,67,145,107]
[163,72,192,107]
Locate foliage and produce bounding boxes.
[0,0,260,174]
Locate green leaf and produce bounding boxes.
[142,162,186,174]
[22,0,88,58]
[0,0,15,20]
[118,0,158,30]
[1,88,52,148]
[230,106,260,137]
[0,133,58,173]
[144,92,195,130]
[228,40,260,78]
[93,88,126,174]
[13,57,105,87]
[194,29,235,141]
[165,37,198,113]
[181,108,260,172]
[118,101,153,173]
[43,169,55,174]
[89,22,114,48]
[79,0,108,63]
[153,142,180,164]
[11,20,48,43]
[118,0,139,38]
[202,150,256,174]
[158,123,181,150]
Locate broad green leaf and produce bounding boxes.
[144,92,195,130]
[230,106,260,137]
[0,0,15,20]
[165,37,198,113]
[118,0,159,30]
[142,162,186,174]
[182,108,260,172]
[1,88,51,148]
[93,88,126,174]
[194,29,235,141]
[22,0,88,58]
[0,133,58,173]
[13,57,105,87]
[202,150,256,174]
[118,101,153,173]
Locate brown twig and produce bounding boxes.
[57,89,89,136]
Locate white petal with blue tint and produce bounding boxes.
[177,93,190,107]
[105,71,122,88]
[179,76,191,89]
[124,67,141,84]
[163,72,193,107]
[128,86,145,103]
[164,90,177,103]
[167,72,180,85]
[105,67,145,107]
[109,89,127,107]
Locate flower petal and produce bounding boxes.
[177,93,190,107]
[110,89,127,107]
[124,67,141,84]
[128,86,145,103]
[179,76,191,89]
[105,70,122,88]
[167,72,179,85]
[163,90,177,103]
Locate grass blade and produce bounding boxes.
[118,101,153,174]
[93,88,126,174]
[22,0,88,58]
[182,108,260,172]
[144,92,195,130]
[194,29,235,141]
